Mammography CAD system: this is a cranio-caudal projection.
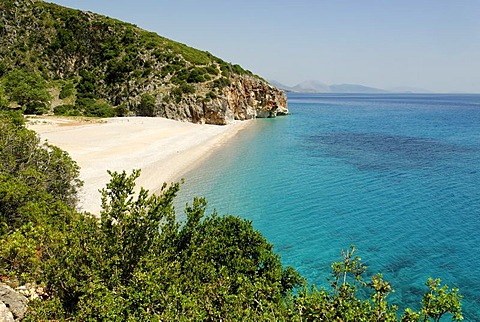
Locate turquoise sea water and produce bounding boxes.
[176,93,480,319]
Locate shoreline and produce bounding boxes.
[27,116,253,215]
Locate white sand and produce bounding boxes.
[27,116,251,215]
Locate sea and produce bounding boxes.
[175,93,480,320]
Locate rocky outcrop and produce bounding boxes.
[0,283,47,321]
[0,284,27,321]
[156,75,288,125]
[226,75,288,121]
[0,302,14,322]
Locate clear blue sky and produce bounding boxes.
[47,0,480,93]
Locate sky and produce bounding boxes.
[47,0,480,93]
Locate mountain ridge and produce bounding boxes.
[270,80,431,93]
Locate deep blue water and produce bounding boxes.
[176,93,480,319]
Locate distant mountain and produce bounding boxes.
[329,84,388,93]
[268,80,294,92]
[292,80,330,93]
[269,80,389,94]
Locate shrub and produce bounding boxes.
[0,223,44,283]
[0,86,9,109]
[84,101,115,117]
[187,68,206,83]
[3,69,51,113]
[24,101,49,115]
[206,91,216,100]
[115,104,129,117]
[76,70,97,100]
[0,62,6,77]
[136,94,156,116]
[180,83,195,94]
[205,65,218,76]
[171,87,183,103]
[0,112,82,230]
[53,104,75,115]
[59,82,74,99]
[36,170,301,320]
[212,77,231,91]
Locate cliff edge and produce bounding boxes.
[163,75,288,125]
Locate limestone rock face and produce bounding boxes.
[0,302,14,322]
[155,76,288,125]
[226,75,288,121]
[0,285,27,320]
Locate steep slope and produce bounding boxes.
[0,0,287,124]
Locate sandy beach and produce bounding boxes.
[27,116,251,215]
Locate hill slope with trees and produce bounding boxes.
[0,0,287,124]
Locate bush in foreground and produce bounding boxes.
[26,171,462,321]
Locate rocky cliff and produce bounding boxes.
[160,75,288,125]
[0,0,288,124]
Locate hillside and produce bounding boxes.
[0,0,287,124]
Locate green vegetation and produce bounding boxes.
[0,112,81,229]
[0,87,9,109]
[0,112,464,320]
[59,82,75,99]
[0,0,260,119]
[83,100,116,118]
[0,1,464,319]
[2,69,51,114]
[137,94,156,116]
[289,246,462,321]
[53,104,77,116]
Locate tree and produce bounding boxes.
[290,246,397,321]
[59,82,74,99]
[3,70,51,114]
[83,101,116,117]
[36,170,302,320]
[0,85,9,109]
[137,93,156,116]
[0,112,82,229]
[401,278,463,322]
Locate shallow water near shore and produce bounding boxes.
[176,93,480,319]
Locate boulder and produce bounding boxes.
[0,302,14,322]
[0,284,27,320]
